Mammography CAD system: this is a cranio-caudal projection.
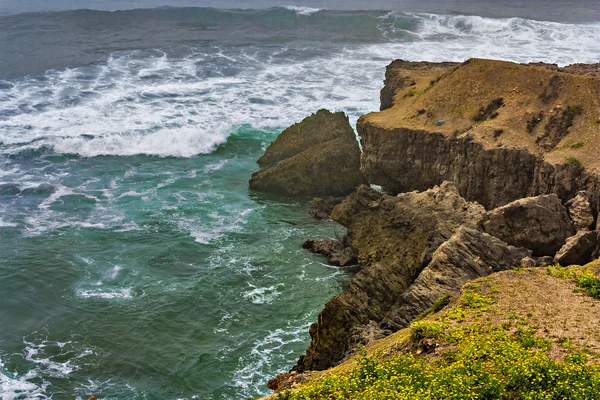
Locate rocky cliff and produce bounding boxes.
[259,59,600,395]
[363,59,600,210]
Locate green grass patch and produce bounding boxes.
[548,266,600,299]
[278,317,600,400]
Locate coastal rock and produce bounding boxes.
[383,227,531,331]
[483,194,575,257]
[361,59,600,210]
[250,110,366,197]
[566,191,595,231]
[380,60,458,111]
[294,182,486,371]
[302,239,357,267]
[307,197,343,220]
[554,230,598,266]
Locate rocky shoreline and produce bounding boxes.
[249,58,600,395]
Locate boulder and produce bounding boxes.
[294,182,486,371]
[483,194,575,256]
[302,239,357,267]
[554,230,598,266]
[383,227,531,330]
[249,110,366,197]
[566,191,595,231]
[307,197,343,220]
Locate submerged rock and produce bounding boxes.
[483,194,575,257]
[554,230,598,266]
[249,110,366,197]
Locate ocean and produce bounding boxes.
[0,1,599,399]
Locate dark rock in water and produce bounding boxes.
[483,194,575,257]
[383,227,531,331]
[307,197,343,220]
[20,183,56,196]
[294,182,486,372]
[554,230,598,266]
[566,191,595,231]
[302,238,357,267]
[249,109,366,197]
[0,183,21,196]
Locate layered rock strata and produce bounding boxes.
[362,59,600,210]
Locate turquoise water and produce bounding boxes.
[0,127,352,399]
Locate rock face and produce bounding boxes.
[554,230,598,266]
[294,182,486,371]
[483,195,575,257]
[566,191,595,231]
[361,59,600,210]
[302,239,357,267]
[250,109,366,197]
[383,227,531,330]
[307,197,343,220]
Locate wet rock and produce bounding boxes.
[383,227,531,330]
[483,194,575,257]
[302,239,357,267]
[250,110,366,197]
[566,191,594,231]
[307,197,343,220]
[294,182,486,371]
[554,230,598,266]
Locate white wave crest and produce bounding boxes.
[78,288,132,299]
[284,6,322,16]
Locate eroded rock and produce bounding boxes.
[483,194,575,256]
[250,110,366,197]
[294,182,486,371]
[554,230,598,266]
[383,227,531,330]
[566,191,595,231]
[307,197,343,220]
[302,239,357,267]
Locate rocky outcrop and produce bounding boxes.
[483,195,575,257]
[302,239,357,267]
[554,230,598,266]
[307,197,343,220]
[294,182,486,371]
[383,227,531,330]
[250,110,366,197]
[566,191,595,231]
[267,59,600,391]
[380,60,458,111]
[361,59,600,210]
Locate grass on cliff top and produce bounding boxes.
[274,265,600,400]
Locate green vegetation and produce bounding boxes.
[548,265,600,299]
[526,111,544,133]
[570,142,585,149]
[565,157,583,169]
[413,293,451,321]
[473,98,504,122]
[276,274,600,400]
